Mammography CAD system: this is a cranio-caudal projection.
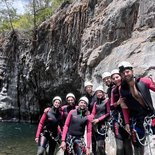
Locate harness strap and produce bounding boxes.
[66,135,86,154]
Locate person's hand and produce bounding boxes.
[44,107,50,113]
[35,137,39,143]
[118,97,126,104]
[128,78,135,87]
[117,98,123,105]
[125,124,131,134]
[118,98,128,108]
[149,74,155,86]
[92,119,99,125]
[86,148,90,155]
[60,141,66,150]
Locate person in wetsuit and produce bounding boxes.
[110,69,133,155]
[83,81,96,155]
[118,61,155,155]
[91,86,110,155]
[61,93,76,126]
[35,96,63,155]
[60,96,92,155]
[83,81,96,113]
[102,71,114,99]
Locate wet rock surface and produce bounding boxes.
[0,0,155,124]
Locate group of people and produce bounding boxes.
[35,92,92,155]
[35,61,155,155]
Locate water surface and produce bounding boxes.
[0,122,37,155]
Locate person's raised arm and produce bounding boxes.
[140,77,155,92]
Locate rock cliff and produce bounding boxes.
[0,0,155,122]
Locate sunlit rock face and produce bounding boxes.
[0,0,155,123]
[79,0,155,86]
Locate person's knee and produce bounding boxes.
[37,146,45,155]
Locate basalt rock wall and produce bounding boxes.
[0,0,155,122]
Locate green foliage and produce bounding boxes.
[0,20,11,32]
[0,0,72,33]
[31,0,66,25]
[0,0,18,32]
[0,14,33,32]
[12,14,33,30]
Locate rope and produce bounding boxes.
[96,123,109,136]
[110,111,131,135]
[66,135,86,155]
[132,114,154,155]
[144,115,154,155]
[94,111,131,139]
[66,136,76,154]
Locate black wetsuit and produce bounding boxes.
[111,86,133,155]
[85,92,96,113]
[36,107,62,155]
[61,105,76,125]
[91,98,110,155]
[62,108,92,155]
[120,78,155,155]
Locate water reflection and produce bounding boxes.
[0,122,37,155]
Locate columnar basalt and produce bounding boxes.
[0,0,155,122]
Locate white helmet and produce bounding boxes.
[118,61,133,72]
[102,72,111,79]
[84,81,93,87]
[52,96,62,103]
[79,96,89,104]
[66,93,75,99]
[111,69,120,77]
[95,86,105,93]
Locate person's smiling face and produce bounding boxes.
[96,90,105,99]
[111,73,122,86]
[103,76,112,87]
[53,100,61,108]
[121,69,134,82]
[78,100,87,110]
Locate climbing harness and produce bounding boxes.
[110,110,131,135]
[66,135,86,155]
[41,130,61,144]
[132,114,155,155]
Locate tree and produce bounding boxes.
[0,0,71,33]
[0,0,17,32]
[25,0,65,45]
